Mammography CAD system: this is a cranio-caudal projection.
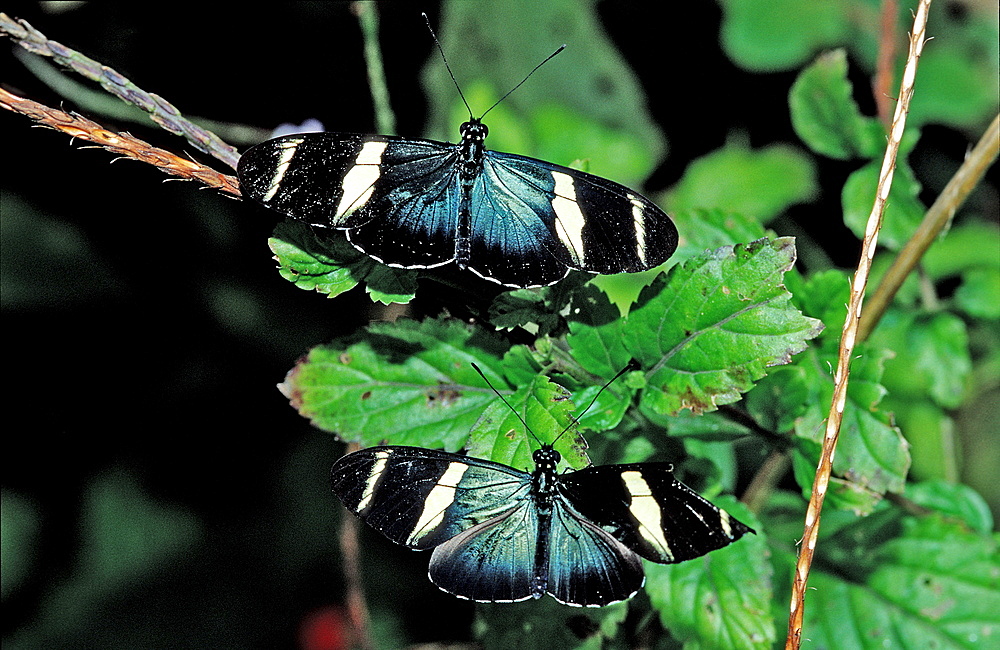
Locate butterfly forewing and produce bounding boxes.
[557,463,754,564]
[330,446,531,550]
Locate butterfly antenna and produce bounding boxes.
[471,363,542,445]
[423,12,474,119]
[480,44,566,119]
[551,361,639,445]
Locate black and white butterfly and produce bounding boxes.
[329,368,753,607]
[237,30,678,288]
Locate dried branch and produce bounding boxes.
[0,88,241,198]
[859,112,1000,341]
[0,12,240,170]
[784,2,933,648]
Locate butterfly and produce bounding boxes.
[330,443,753,607]
[237,34,677,288]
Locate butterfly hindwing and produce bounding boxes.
[330,446,531,550]
[428,504,541,603]
[546,499,646,607]
[557,463,754,564]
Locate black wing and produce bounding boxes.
[469,151,678,286]
[330,446,531,550]
[238,133,464,270]
[557,463,754,564]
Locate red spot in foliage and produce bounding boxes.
[298,605,350,650]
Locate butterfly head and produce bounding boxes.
[460,119,489,144]
[532,445,561,472]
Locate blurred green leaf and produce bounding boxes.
[670,209,768,259]
[906,480,995,535]
[718,0,848,72]
[665,143,817,223]
[1,490,39,599]
[842,158,926,251]
[423,0,665,187]
[645,499,773,649]
[624,238,823,415]
[910,39,1000,128]
[870,309,972,408]
[475,597,628,650]
[1,193,121,308]
[956,266,1000,320]
[790,49,884,159]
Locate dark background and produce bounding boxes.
[2,2,992,648]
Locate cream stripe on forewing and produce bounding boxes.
[719,509,733,538]
[355,449,390,513]
[621,470,673,560]
[407,462,469,546]
[630,195,647,266]
[263,137,304,202]
[335,140,388,219]
[551,171,586,266]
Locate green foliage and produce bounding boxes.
[259,3,997,646]
[6,1,997,648]
[721,0,999,130]
[645,499,775,649]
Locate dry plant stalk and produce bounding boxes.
[784,2,933,648]
[0,87,241,198]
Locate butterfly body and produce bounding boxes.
[238,118,678,287]
[331,444,753,607]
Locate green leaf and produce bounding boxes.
[665,143,817,223]
[870,309,972,409]
[467,374,590,470]
[1,490,39,599]
[803,515,1000,649]
[645,499,774,649]
[790,49,884,159]
[784,268,851,348]
[566,283,632,379]
[670,208,768,260]
[905,480,995,535]
[767,345,910,513]
[719,0,848,72]
[623,238,823,415]
[842,158,926,251]
[268,221,418,304]
[280,318,510,451]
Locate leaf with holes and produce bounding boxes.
[619,238,823,415]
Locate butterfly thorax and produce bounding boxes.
[453,119,489,269]
[457,119,488,181]
[530,446,561,505]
